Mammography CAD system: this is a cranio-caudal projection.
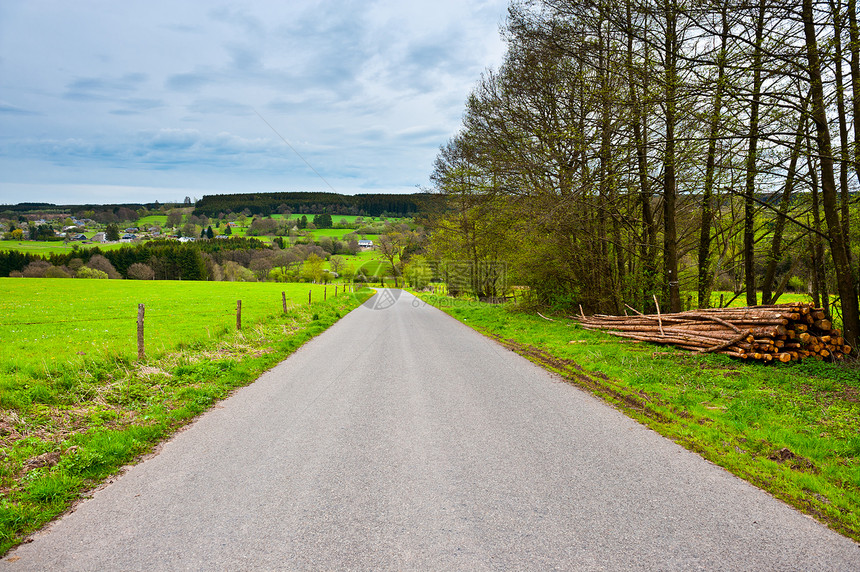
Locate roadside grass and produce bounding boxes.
[417,294,860,542]
[0,281,373,555]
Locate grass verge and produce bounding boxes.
[417,294,860,542]
[0,288,372,556]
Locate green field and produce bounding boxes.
[0,241,128,256]
[0,279,347,375]
[276,214,406,224]
[694,291,813,309]
[136,215,167,227]
[306,228,362,240]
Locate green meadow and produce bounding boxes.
[0,279,344,374]
[0,242,127,256]
[134,215,168,227]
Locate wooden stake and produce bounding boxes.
[137,303,145,361]
[309,290,312,305]
[282,291,287,313]
[236,300,242,330]
[324,286,327,301]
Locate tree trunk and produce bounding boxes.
[698,7,729,309]
[663,1,682,313]
[627,2,657,312]
[830,0,852,263]
[848,0,860,185]
[743,0,767,307]
[808,150,829,318]
[802,0,860,349]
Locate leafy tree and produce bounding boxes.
[313,213,333,228]
[329,255,346,275]
[302,254,325,283]
[166,211,182,228]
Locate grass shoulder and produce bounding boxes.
[417,293,860,543]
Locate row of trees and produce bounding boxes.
[193,192,442,218]
[430,0,860,348]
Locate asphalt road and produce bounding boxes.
[4,290,859,571]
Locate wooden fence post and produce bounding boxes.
[335,285,338,296]
[137,303,145,361]
[324,286,327,301]
[282,291,287,313]
[236,300,242,330]
[309,290,312,305]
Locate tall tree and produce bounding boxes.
[801,0,860,347]
[662,0,682,312]
[697,3,730,308]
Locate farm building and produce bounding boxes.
[358,239,374,249]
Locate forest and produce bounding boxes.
[192,192,444,218]
[428,0,860,349]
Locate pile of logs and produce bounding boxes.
[575,302,852,362]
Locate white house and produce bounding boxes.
[358,239,374,249]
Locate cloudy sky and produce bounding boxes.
[0,0,509,205]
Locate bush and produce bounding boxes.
[45,266,72,278]
[787,275,806,293]
[127,263,155,280]
[77,267,109,279]
[22,261,51,278]
[86,255,120,279]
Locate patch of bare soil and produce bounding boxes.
[768,447,818,473]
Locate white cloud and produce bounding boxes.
[0,0,509,204]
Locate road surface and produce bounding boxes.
[4,290,859,570]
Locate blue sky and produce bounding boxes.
[0,0,508,205]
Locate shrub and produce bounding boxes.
[22,261,51,278]
[787,275,806,292]
[86,255,120,279]
[45,266,72,278]
[127,263,155,280]
[77,267,109,279]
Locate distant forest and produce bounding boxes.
[0,192,446,220]
[192,192,445,218]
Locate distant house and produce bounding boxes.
[91,232,106,243]
[125,227,139,233]
[120,233,137,242]
[358,239,374,249]
[178,236,196,243]
[72,234,88,241]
